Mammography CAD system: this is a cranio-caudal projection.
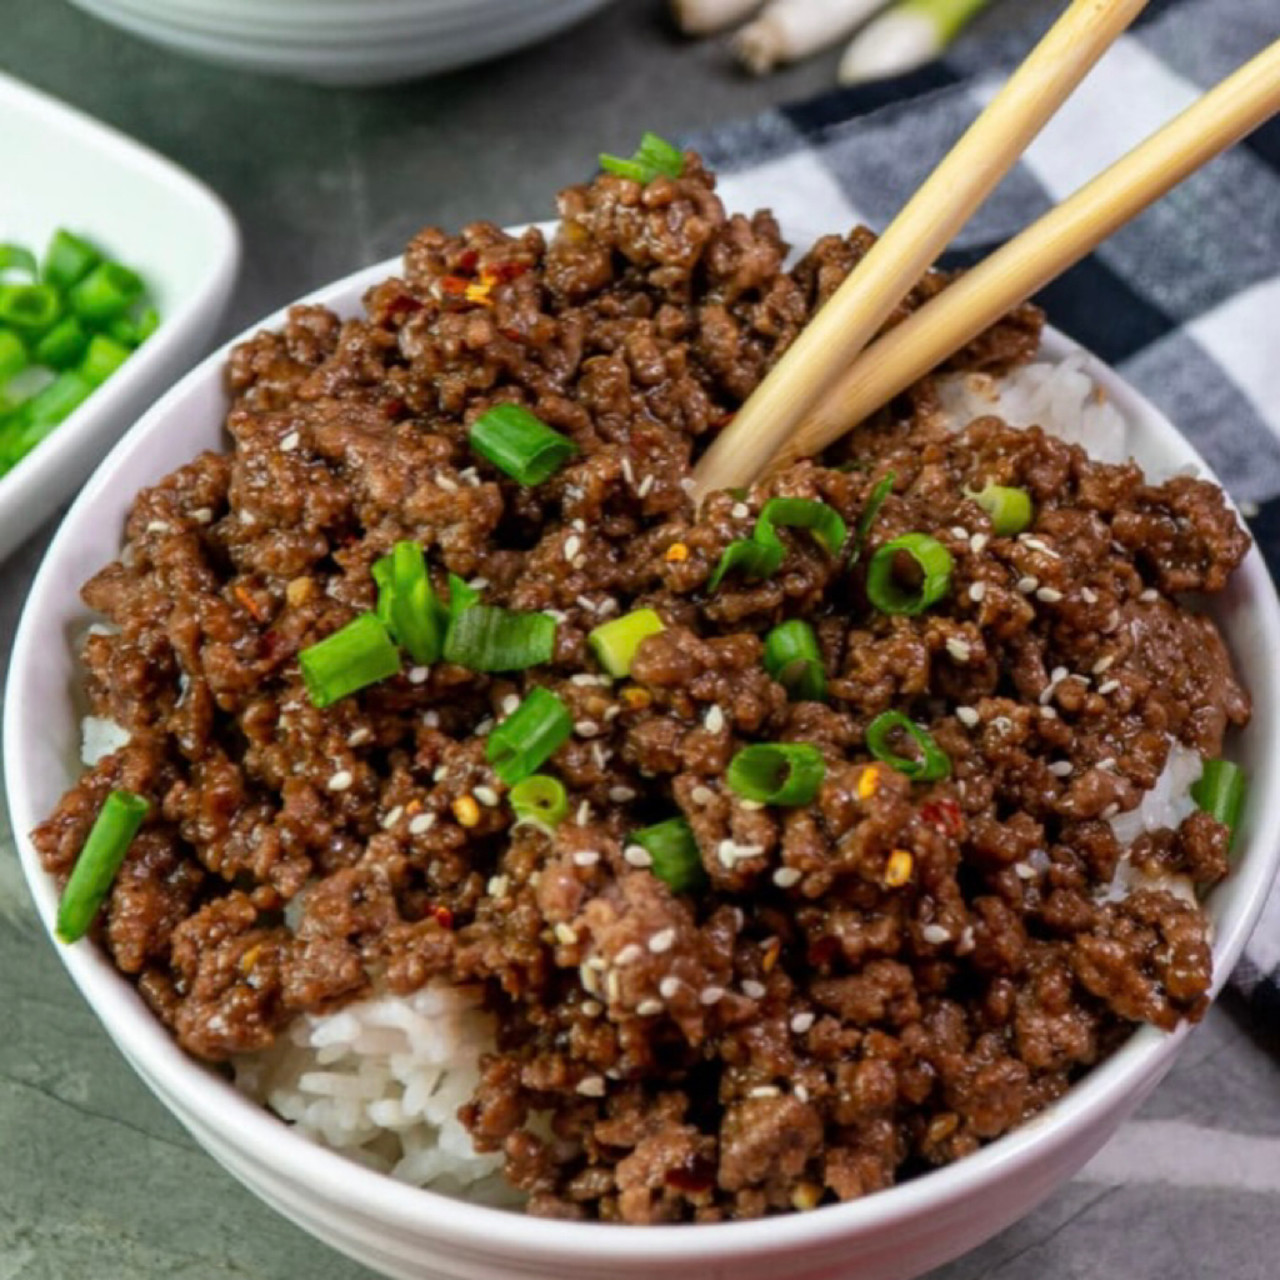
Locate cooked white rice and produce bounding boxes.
[79,355,1212,1197]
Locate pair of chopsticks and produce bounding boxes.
[692,0,1280,498]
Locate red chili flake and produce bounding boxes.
[431,905,454,930]
[921,798,964,838]
[498,327,525,343]
[383,292,423,319]
[481,260,530,284]
[665,1155,716,1195]
[456,248,479,273]
[439,275,470,297]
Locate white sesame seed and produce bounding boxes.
[576,1076,606,1097]
[624,844,652,868]
[621,456,635,485]
[749,1085,780,1099]
[1052,666,1069,684]
[648,928,676,954]
[741,979,766,1000]
[636,999,664,1017]
[1036,587,1064,603]
[795,1084,810,1103]
[773,866,802,889]
[347,727,372,747]
[704,704,725,734]
[1040,706,1059,720]
[992,715,1014,733]
[432,765,448,782]
[700,986,725,1005]
[327,769,354,792]
[381,805,404,829]
[563,535,581,563]
[717,841,737,869]
[690,785,714,806]
[501,694,520,716]
[1014,862,1036,880]
[573,555,587,571]
[1016,576,1039,594]
[575,720,600,738]
[280,431,300,452]
[968,582,987,603]
[474,785,500,807]
[957,926,976,955]
[945,637,972,663]
[680,477,697,495]
[1081,587,1099,604]
[554,923,579,946]
[1023,537,1055,555]
[571,673,608,687]
[606,970,621,1003]
[659,976,681,1000]
[573,849,600,867]
[1097,679,1120,695]
[433,472,458,492]
[581,962,602,993]
[1048,761,1073,777]
[950,525,969,540]
[544,609,568,623]
[969,532,989,555]
[586,956,607,972]
[576,800,592,827]
[604,706,621,721]
[468,577,489,591]
[581,999,603,1018]
[637,474,655,498]
[615,943,643,967]
[1102,802,1121,820]
[608,786,636,803]
[408,666,429,685]
[731,502,751,519]
[423,710,440,728]
[487,874,509,896]
[409,813,435,836]
[790,1012,815,1034]
[1139,588,1158,603]
[192,507,214,525]
[1097,757,1118,772]
[921,924,951,944]
[956,706,980,729]
[1092,654,1115,674]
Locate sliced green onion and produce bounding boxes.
[757,497,848,557]
[865,710,951,782]
[1191,758,1246,845]
[763,620,826,702]
[727,743,826,806]
[447,573,481,618]
[509,774,569,829]
[374,541,447,665]
[33,316,88,370]
[444,604,556,672]
[588,608,664,678]
[55,789,149,943]
[42,229,102,291]
[2,371,94,463]
[631,817,706,894]
[0,328,28,384]
[487,687,572,785]
[866,532,953,615]
[969,482,1033,536]
[110,305,159,348]
[299,612,402,708]
[600,132,685,184]
[469,404,577,486]
[852,471,896,563]
[0,283,61,335]
[80,333,132,386]
[708,536,783,591]
[0,244,38,279]
[69,260,144,323]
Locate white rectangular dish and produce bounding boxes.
[0,71,239,562]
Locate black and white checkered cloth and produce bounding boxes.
[686,0,1280,1020]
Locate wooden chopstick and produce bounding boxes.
[761,37,1280,477]
[691,0,1151,500]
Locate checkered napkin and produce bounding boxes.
[685,0,1280,1019]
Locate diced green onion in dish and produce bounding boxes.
[81,333,132,386]
[588,608,665,678]
[373,540,447,665]
[600,132,686,184]
[33,316,88,369]
[1191,758,1246,844]
[110,305,159,349]
[727,743,826,806]
[299,612,402,708]
[469,404,577,486]
[0,243,38,279]
[444,604,557,672]
[631,817,706,894]
[509,774,570,829]
[69,260,145,324]
[0,282,61,335]
[42,229,102,291]
[763,620,826,702]
[865,710,952,782]
[486,687,573,785]
[0,328,27,384]
[1,372,95,466]
[968,482,1034,536]
[852,471,895,562]
[866,532,954,615]
[710,496,847,591]
[56,789,150,944]
[708,537,784,591]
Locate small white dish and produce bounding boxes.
[0,72,239,562]
[7,248,1280,1280]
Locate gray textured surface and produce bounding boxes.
[2,1,1279,1277]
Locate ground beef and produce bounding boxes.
[32,152,1250,1223]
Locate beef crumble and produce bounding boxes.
[34,153,1250,1222]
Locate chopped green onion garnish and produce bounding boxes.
[969,482,1033,536]
[588,608,664,678]
[708,536,783,591]
[865,710,951,782]
[33,316,88,370]
[763,620,826,702]
[631,816,706,894]
[299,612,402,708]
[600,132,685,184]
[852,471,895,563]
[727,743,826,806]
[109,305,159,348]
[509,773,569,829]
[0,244,38,279]
[80,333,132,386]
[2,372,94,465]
[487,687,572,785]
[444,604,557,672]
[446,572,481,618]
[0,283,61,335]
[469,404,577,486]
[69,260,144,324]
[866,532,953,615]
[55,789,149,943]
[1191,758,1246,845]
[709,496,847,591]
[42,229,102,291]
[0,328,28,384]
[373,541,447,665]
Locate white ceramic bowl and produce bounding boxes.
[0,72,239,562]
[64,0,617,87]
[7,253,1280,1280]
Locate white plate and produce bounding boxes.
[7,247,1280,1280]
[0,72,239,563]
